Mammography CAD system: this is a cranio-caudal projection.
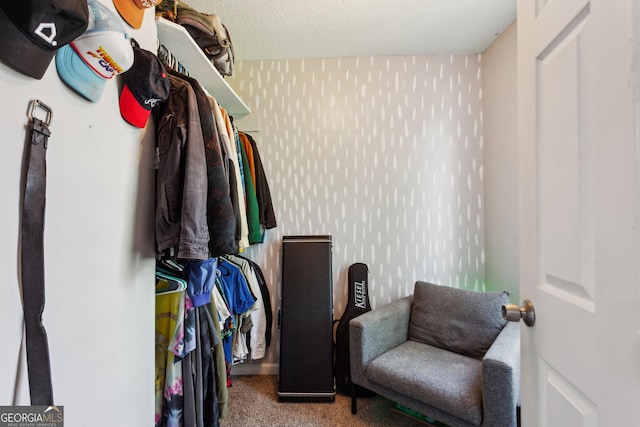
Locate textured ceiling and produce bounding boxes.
[184,0,517,61]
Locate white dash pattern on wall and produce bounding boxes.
[228,54,485,366]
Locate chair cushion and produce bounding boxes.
[408,281,509,359]
[367,340,483,425]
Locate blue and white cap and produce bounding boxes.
[56,0,134,102]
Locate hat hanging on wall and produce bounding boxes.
[119,39,170,128]
[113,0,163,29]
[56,0,134,102]
[0,0,89,79]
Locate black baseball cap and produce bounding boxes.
[0,0,89,79]
[119,39,170,128]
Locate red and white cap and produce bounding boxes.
[119,39,170,128]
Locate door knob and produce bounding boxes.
[502,299,535,327]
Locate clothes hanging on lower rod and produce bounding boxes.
[156,285,194,427]
[224,254,268,360]
[156,259,223,427]
[233,254,274,348]
[181,258,220,425]
[154,255,272,426]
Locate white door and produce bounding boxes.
[517,0,640,425]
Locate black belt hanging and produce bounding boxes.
[20,100,54,405]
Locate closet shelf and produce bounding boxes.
[156,17,251,118]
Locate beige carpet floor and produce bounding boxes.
[219,375,446,427]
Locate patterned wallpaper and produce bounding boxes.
[228,54,485,368]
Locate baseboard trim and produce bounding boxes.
[231,362,279,376]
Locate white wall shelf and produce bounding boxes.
[156,17,251,118]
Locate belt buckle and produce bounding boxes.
[28,99,53,126]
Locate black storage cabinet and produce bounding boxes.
[278,235,335,402]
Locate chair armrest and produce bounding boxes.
[349,295,413,386]
[482,321,520,427]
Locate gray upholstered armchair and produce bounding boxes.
[349,281,520,427]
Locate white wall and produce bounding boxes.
[0,3,155,426]
[482,21,519,301]
[229,54,487,374]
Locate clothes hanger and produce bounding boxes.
[155,250,187,294]
[155,269,187,295]
[159,257,184,273]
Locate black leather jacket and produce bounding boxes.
[154,74,210,259]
